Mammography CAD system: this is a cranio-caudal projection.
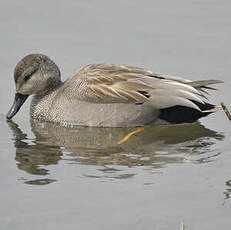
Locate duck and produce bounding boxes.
[6,54,223,127]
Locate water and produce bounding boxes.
[0,0,231,229]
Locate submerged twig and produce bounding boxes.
[221,102,231,121]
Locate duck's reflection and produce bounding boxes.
[8,119,223,184]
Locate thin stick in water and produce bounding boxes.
[221,102,231,121]
[180,222,186,230]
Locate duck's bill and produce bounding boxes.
[6,93,29,119]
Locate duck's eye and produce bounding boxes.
[24,74,31,81]
[24,69,37,82]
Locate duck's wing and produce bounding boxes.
[69,64,155,104]
[150,73,223,94]
[68,64,223,111]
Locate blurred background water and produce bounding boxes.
[0,0,231,229]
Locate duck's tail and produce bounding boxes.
[156,79,223,124]
[187,79,223,95]
[158,101,216,124]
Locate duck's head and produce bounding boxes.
[7,54,61,119]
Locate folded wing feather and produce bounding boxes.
[72,64,222,111]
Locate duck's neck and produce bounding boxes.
[30,82,63,121]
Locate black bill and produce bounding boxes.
[6,93,29,119]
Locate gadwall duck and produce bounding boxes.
[7,54,223,127]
